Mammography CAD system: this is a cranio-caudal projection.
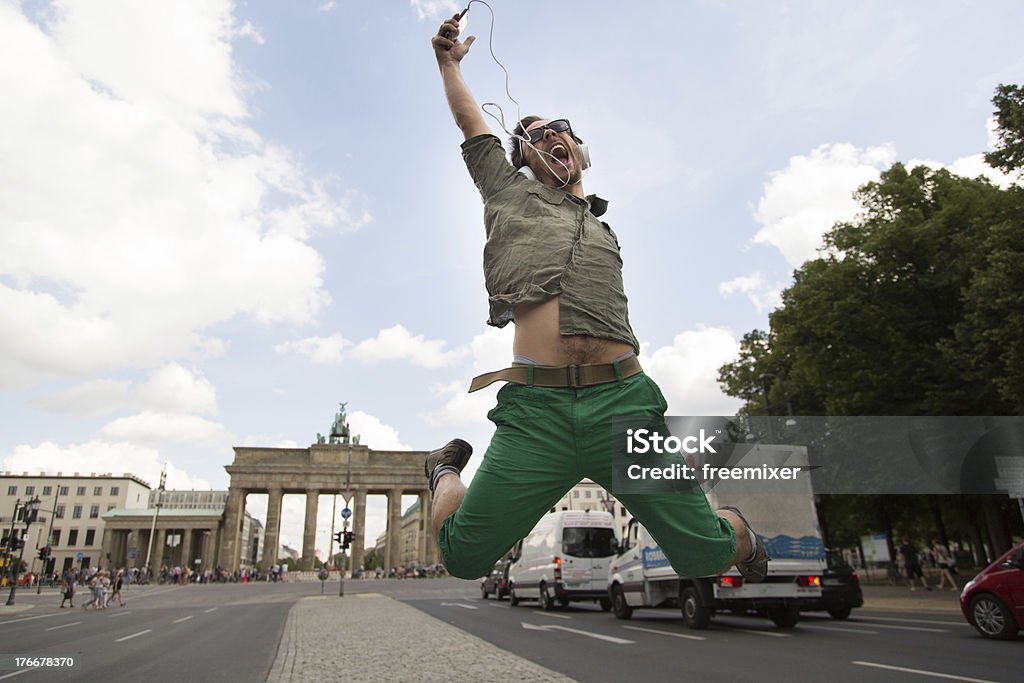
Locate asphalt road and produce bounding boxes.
[0,582,304,682]
[1,578,1018,682]
[403,584,1019,683]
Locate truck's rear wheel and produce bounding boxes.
[769,602,800,628]
[509,584,519,607]
[828,607,851,620]
[681,586,711,630]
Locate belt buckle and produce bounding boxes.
[567,364,581,387]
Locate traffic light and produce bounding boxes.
[38,547,50,560]
[333,531,344,546]
[343,531,355,550]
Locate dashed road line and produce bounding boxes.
[45,621,83,631]
[622,625,706,641]
[115,629,152,642]
[852,661,1000,683]
[173,616,193,624]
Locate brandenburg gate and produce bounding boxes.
[217,406,434,573]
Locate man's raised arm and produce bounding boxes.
[432,14,490,140]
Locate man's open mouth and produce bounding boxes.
[550,143,570,163]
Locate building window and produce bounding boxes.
[110,487,119,496]
[573,490,579,498]
[68,529,79,546]
[107,504,115,511]
[76,486,86,496]
[84,529,95,546]
[43,486,52,496]
[55,505,65,519]
[585,490,592,499]
[51,529,61,545]
[25,486,35,495]
[6,486,15,495]
[72,505,82,519]
[59,486,69,496]
[89,505,99,519]
[93,486,103,496]
[620,508,627,517]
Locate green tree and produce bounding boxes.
[985,83,1024,175]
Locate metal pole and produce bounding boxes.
[37,485,60,595]
[6,498,37,606]
[328,494,337,567]
[760,375,776,442]
[4,500,21,592]
[143,466,166,581]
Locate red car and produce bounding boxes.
[960,541,1024,639]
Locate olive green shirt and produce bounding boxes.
[461,134,639,353]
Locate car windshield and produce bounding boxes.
[562,527,616,558]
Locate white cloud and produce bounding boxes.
[1,439,210,493]
[718,273,783,314]
[409,0,460,21]
[424,327,511,425]
[32,379,131,416]
[276,325,469,368]
[753,143,897,266]
[346,411,413,451]
[642,327,744,416]
[98,412,230,444]
[0,2,369,386]
[274,334,351,365]
[349,325,469,368]
[135,363,218,415]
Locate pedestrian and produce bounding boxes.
[123,567,132,592]
[99,570,111,609]
[110,569,126,606]
[424,14,769,584]
[59,572,74,609]
[899,537,931,591]
[931,538,958,591]
[82,574,101,610]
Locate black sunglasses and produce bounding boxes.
[524,119,573,144]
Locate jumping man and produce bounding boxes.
[425,13,768,585]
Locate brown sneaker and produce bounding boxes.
[425,438,473,491]
[719,505,769,583]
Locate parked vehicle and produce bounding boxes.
[960,541,1024,639]
[799,550,864,620]
[508,511,616,611]
[607,444,825,629]
[480,557,512,600]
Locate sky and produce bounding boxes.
[1,0,1020,560]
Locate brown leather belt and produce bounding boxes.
[468,355,643,393]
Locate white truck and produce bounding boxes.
[508,510,617,611]
[607,444,825,629]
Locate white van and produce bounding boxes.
[508,511,617,611]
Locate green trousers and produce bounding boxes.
[438,372,736,579]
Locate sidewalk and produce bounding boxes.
[266,593,576,683]
[860,583,963,614]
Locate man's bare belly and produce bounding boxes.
[512,297,633,365]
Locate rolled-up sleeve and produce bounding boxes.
[461,134,520,202]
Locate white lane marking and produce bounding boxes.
[108,611,131,618]
[522,622,634,644]
[723,627,791,638]
[203,608,217,613]
[115,629,152,642]
[173,616,193,624]
[488,603,509,609]
[622,625,706,641]
[855,615,968,627]
[45,621,83,631]
[0,669,31,680]
[852,661,1000,683]
[856,622,947,633]
[800,624,879,635]
[0,613,62,626]
[532,610,571,620]
[439,602,478,610]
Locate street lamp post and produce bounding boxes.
[6,496,41,606]
[37,485,61,595]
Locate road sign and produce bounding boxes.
[341,507,351,520]
[76,552,84,560]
